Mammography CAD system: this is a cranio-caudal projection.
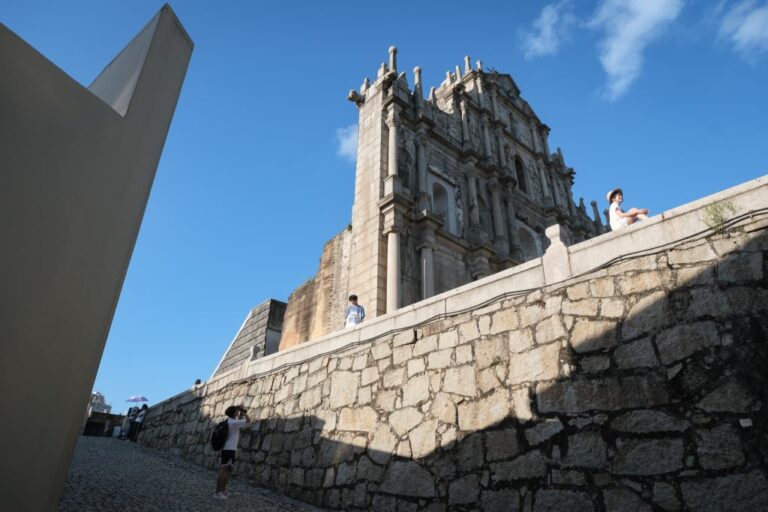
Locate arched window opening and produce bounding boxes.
[515,158,527,194]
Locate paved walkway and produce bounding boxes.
[59,436,326,512]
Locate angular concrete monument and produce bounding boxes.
[0,5,192,511]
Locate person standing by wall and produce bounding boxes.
[129,405,148,442]
[344,294,366,328]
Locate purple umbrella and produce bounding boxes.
[126,395,148,403]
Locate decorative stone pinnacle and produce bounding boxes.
[388,46,397,72]
[455,65,462,80]
[413,66,422,87]
[464,56,471,73]
[476,60,483,70]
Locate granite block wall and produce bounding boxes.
[140,220,768,511]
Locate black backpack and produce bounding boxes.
[210,419,228,451]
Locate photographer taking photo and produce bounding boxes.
[212,405,251,500]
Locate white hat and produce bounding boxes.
[606,188,622,202]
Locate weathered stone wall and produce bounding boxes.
[141,214,768,511]
[279,227,352,351]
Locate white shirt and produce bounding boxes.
[345,304,365,327]
[609,202,627,231]
[223,418,249,451]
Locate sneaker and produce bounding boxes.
[212,492,228,500]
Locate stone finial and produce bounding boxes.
[429,87,437,103]
[378,62,387,78]
[445,71,452,83]
[389,46,398,72]
[543,223,572,284]
[455,65,462,80]
[476,60,483,71]
[360,77,370,93]
[413,66,422,89]
[464,56,471,73]
[545,223,570,247]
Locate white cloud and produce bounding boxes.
[521,1,575,59]
[719,0,768,61]
[589,0,684,101]
[335,124,358,164]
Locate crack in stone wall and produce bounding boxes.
[141,223,768,511]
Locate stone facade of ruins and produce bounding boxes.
[279,48,604,350]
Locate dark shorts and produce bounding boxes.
[221,450,236,466]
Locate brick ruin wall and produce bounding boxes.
[279,226,352,351]
[140,213,768,511]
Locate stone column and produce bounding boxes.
[416,132,429,211]
[489,179,509,257]
[541,127,551,160]
[386,229,400,312]
[489,87,499,120]
[482,120,492,158]
[459,98,470,147]
[387,108,398,178]
[476,74,487,110]
[529,123,539,152]
[549,174,560,206]
[420,245,435,299]
[496,127,506,168]
[505,184,523,260]
[466,171,481,226]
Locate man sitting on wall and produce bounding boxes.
[213,406,251,500]
[608,188,649,231]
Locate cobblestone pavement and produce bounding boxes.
[59,437,326,512]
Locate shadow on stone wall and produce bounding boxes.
[140,224,768,511]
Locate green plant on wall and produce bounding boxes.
[702,200,737,235]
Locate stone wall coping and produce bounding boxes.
[167,173,766,397]
[242,256,545,378]
[567,174,767,276]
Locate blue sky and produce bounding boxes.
[4,0,766,412]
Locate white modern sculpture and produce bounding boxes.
[0,5,193,511]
